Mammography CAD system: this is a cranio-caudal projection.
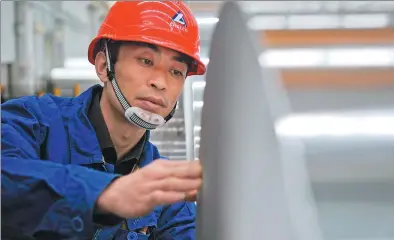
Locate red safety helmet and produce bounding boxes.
[88,1,206,76]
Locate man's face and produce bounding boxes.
[104,43,189,118]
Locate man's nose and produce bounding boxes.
[148,71,167,91]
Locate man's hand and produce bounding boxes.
[96,159,202,219]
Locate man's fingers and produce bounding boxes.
[146,160,201,180]
[155,159,200,167]
[150,190,186,205]
[165,161,202,179]
[154,159,186,166]
[184,190,198,202]
[138,159,202,206]
[151,177,202,192]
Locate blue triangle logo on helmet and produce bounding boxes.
[172,11,187,26]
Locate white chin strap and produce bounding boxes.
[125,107,166,129]
[111,77,166,130]
[105,41,170,130]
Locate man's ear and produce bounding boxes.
[95,51,109,84]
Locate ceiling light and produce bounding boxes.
[260,49,326,68]
[276,113,394,138]
[196,17,219,25]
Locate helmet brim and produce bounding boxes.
[88,36,206,76]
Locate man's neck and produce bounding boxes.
[100,92,146,161]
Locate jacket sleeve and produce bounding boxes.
[1,98,121,239]
[153,201,197,240]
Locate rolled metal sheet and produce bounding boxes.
[196,2,323,240]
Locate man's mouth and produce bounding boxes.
[136,97,166,112]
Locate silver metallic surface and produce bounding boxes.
[183,78,196,161]
[196,2,323,240]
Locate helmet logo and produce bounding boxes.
[172,11,187,26]
[171,11,188,32]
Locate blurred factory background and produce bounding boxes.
[1,1,394,239]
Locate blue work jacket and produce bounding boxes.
[1,85,196,240]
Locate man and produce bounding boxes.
[2,1,206,239]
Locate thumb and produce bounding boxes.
[184,189,198,202]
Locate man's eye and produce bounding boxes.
[172,69,184,77]
[139,58,153,66]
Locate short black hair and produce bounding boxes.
[93,39,197,74]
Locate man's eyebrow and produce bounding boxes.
[132,41,190,66]
[131,42,159,52]
[146,43,159,52]
[172,55,189,65]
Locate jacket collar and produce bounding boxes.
[63,85,152,166]
[65,85,103,165]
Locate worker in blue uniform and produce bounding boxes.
[1,1,207,239]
